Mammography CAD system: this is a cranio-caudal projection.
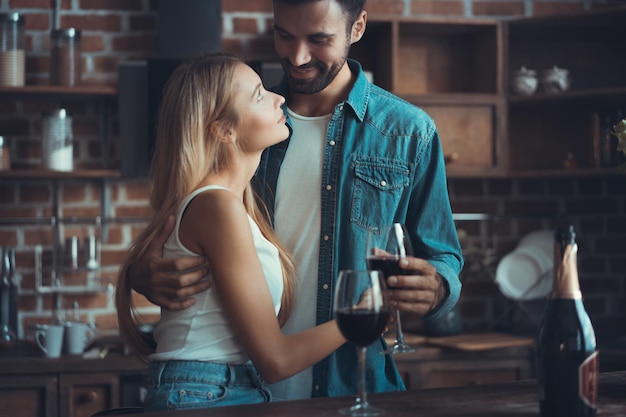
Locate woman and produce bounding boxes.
[115,53,345,411]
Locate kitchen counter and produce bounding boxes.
[0,343,148,417]
[116,370,626,417]
[0,342,147,375]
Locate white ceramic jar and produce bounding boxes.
[42,109,73,171]
[510,66,538,96]
[541,66,570,93]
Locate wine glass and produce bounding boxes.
[365,223,417,355]
[334,269,389,417]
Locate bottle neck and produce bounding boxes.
[551,242,582,299]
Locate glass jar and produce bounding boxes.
[0,12,25,87]
[42,109,73,171]
[0,136,10,170]
[50,28,81,86]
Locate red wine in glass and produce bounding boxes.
[336,308,389,347]
[366,223,417,355]
[334,269,388,416]
[366,256,403,279]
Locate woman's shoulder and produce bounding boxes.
[178,186,249,254]
[186,186,244,220]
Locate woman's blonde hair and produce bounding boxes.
[115,53,296,360]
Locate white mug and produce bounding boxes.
[64,321,97,355]
[35,324,65,358]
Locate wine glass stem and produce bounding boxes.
[394,309,406,344]
[357,346,369,408]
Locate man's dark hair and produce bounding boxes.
[275,0,366,27]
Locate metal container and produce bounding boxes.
[0,12,25,87]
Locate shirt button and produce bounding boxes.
[339,105,344,111]
[314,385,320,391]
[329,140,336,146]
[323,284,329,290]
[325,185,332,191]
[323,235,329,241]
[380,180,387,187]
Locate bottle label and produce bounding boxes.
[579,350,599,408]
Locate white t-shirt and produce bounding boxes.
[150,185,284,363]
[269,109,331,400]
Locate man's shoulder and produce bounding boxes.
[368,84,428,116]
[365,84,436,133]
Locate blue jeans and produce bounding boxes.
[144,361,272,412]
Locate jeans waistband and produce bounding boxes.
[147,361,264,387]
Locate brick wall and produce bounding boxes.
[1,0,625,341]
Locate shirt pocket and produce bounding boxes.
[350,157,410,230]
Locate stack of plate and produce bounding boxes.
[495,230,554,300]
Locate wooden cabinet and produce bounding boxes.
[351,8,626,177]
[0,375,58,417]
[0,351,147,417]
[393,346,533,390]
[60,373,120,417]
[505,11,626,173]
[351,19,504,176]
[387,333,535,390]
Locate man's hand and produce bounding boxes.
[385,257,447,316]
[127,215,210,311]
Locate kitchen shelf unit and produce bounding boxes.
[0,85,117,170]
[350,8,626,178]
[350,17,504,177]
[505,9,626,174]
[0,86,119,306]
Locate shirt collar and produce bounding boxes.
[272,59,370,122]
[343,59,369,122]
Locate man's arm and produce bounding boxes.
[389,120,463,318]
[127,215,210,311]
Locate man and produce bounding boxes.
[128,0,463,401]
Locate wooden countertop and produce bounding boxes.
[0,343,147,375]
[113,371,626,417]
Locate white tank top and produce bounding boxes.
[150,185,284,363]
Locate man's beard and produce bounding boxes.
[282,57,346,95]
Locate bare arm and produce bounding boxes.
[127,215,210,311]
[182,190,346,383]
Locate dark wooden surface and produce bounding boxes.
[118,371,626,417]
[0,344,147,375]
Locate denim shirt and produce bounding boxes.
[254,59,463,398]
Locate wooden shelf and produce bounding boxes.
[447,167,623,179]
[402,93,501,106]
[505,168,623,178]
[0,169,121,179]
[509,87,626,105]
[0,85,116,99]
